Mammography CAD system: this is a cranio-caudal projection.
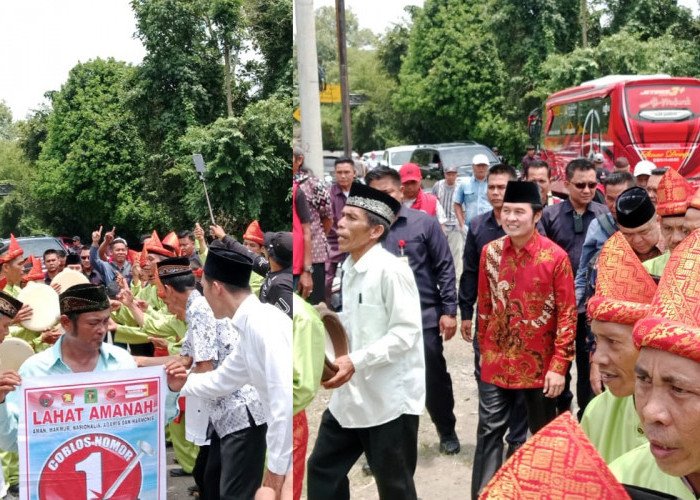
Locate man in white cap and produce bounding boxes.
[634,160,655,189]
[454,153,491,233]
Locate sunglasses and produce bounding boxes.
[572,182,597,190]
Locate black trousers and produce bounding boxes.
[307,262,326,305]
[202,420,268,500]
[423,327,457,438]
[307,410,419,500]
[192,445,209,498]
[473,333,528,446]
[557,313,593,419]
[471,380,558,500]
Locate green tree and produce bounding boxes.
[534,30,700,98]
[394,0,514,148]
[376,6,419,81]
[487,0,581,120]
[245,0,293,96]
[16,105,51,164]
[32,58,159,239]
[603,0,697,41]
[0,139,43,235]
[0,102,14,141]
[315,6,377,76]
[178,94,291,234]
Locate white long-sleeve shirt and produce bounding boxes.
[330,243,425,428]
[180,294,292,475]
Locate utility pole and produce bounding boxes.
[295,0,324,178]
[335,0,353,158]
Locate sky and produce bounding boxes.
[0,0,145,121]
[2,0,698,122]
[312,0,423,35]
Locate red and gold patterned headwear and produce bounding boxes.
[587,232,656,325]
[656,168,693,217]
[162,231,180,257]
[145,231,175,258]
[481,412,630,499]
[243,220,264,245]
[0,234,24,264]
[688,186,700,211]
[21,255,44,284]
[634,228,700,361]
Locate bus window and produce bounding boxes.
[626,85,700,122]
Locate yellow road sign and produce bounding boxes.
[293,107,301,122]
[319,84,342,103]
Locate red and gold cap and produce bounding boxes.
[634,229,700,360]
[656,168,694,217]
[127,249,140,265]
[145,231,175,258]
[480,412,629,499]
[243,220,264,245]
[587,232,656,325]
[0,234,24,264]
[688,186,700,211]
[162,231,180,257]
[21,255,44,284]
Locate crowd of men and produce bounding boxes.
[0,219,294,499]
[294,143,700,499]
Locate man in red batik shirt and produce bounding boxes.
[471,181,576,499]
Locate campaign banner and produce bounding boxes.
[18,367,167,500]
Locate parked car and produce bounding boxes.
[1,235,66,273]
[382,145,418,170]
[410,142,500,181]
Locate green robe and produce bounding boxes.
[580,390,647,464]
[292,294,326,416]
[2,283,20,299]
[643,252,671,277]
[610,443,696,500]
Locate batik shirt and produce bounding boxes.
[477,232,576,389]
[181,290,265,438]
[294,172,332,264]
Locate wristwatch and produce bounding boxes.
[303,266,314,274]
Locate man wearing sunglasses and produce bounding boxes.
[540,158,609,419]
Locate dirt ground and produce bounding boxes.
[302,333,479,500]
[302,330,581,500]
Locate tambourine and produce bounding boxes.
[0,337,34,371]
[51,269,89,294]
[17,283,60,332]
[313,303,349,382]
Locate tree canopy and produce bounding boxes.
[0,0,292,240]
[315,0,700,163]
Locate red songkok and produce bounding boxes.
[586,232,656,325]
[655,168,693,217]
[145,231,175,258]
[688,185,700,211]
[0,234,23,264]
[481,412,630,499]
[21,255,44,284]
[634,228,700,361]
[162,231,181,257]
[243,220,264,245]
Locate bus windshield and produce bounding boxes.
[626,85,700,122]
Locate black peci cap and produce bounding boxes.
[616,187,656,229]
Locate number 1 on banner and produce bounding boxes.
[75,452,103,500]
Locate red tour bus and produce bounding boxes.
[536,74,700,191]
